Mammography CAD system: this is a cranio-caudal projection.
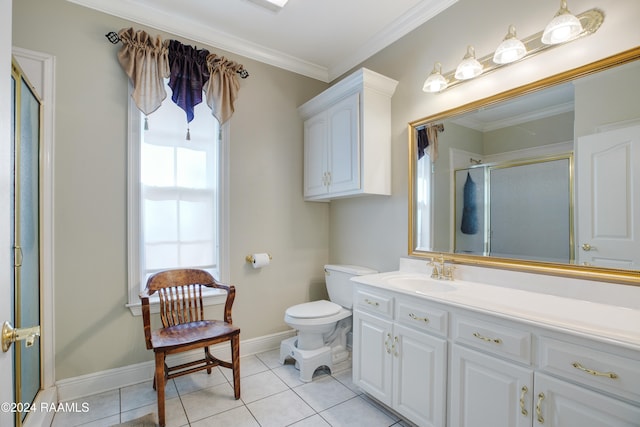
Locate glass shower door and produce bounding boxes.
[11,60,42,427]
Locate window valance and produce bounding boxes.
[108,28,248,127]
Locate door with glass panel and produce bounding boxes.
[3,59,43,427]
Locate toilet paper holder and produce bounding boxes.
[245,253,272,263]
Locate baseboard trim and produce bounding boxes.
[56,329,296,402]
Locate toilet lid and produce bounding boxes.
[286,300,342,318]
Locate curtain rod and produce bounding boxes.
[105,31,249,79]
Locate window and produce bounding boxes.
[127,81,229,314]
[415,153,433,250]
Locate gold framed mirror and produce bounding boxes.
[408,47,640,286]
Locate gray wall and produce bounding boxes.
[329,0,640,270]
[13,0,329,380]
[12,0,640,381]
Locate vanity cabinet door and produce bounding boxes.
[393,323,447,427]
[352,310,393,406]
[450,344,533,427]
[533,373,640,427]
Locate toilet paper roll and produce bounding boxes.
[251,253,271,269]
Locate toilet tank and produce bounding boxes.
[324,264,377,309]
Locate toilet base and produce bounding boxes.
[279,336,346,382]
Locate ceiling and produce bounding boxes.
[68,0,458,82]
[451,83,575,132]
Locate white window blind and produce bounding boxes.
[127,81,228,314]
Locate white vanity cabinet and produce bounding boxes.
[450,315,534,427]
[353,285,448,427]
[298,68,398,201]
[351,269,640,427]
[450,312,640,427]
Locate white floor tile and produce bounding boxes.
[255,348,283,369]
[239,370,289,403]
[290,414,332,426]
[180,382,244,423]
[51,351,415,427]
[331,368,361,394]
[120,379,178,412]
[190,405,260,427]
[293,376,357,412]
[319,396,397,427]
[51,389,120,427]
[246,389,315,427]
[271,362,306,388]
[173,368,228,395]
[120,397,188,427]
[220,355,268,382]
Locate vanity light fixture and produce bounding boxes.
[423,62,448,92]
[422,4,604,93]
[493,25,527,64]
[455,46,483,80]
[541,0,583,44]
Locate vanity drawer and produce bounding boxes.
[355,288,393,319]
[453,316,532,364]
[539,337,640,402]
[396,298,448,337]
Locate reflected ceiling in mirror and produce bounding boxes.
[408,47,640,285]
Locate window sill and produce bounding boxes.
[126,288,227,316]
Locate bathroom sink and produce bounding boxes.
[388,276,456,294]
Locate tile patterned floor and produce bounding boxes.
[51,349,413,427]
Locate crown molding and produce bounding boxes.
[328,0,459,80]
[68,0,456,83]
[67,0,330,81]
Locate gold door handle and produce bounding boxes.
[384,333,392,354]
[536,392,545,424]
[473,332,502,344]
[519,385,528,416]
[581,243,596,251]
[572,362,618,379]
[2,321,41,352]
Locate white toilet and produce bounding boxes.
[279,264,377,382]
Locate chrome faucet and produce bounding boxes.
[429,254,455,280]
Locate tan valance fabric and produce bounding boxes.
[117,28,170,115]
[205,54,243,124]
[426,125,442,161]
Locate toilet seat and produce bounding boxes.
[286,300,341,318]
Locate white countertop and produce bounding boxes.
[352,269,640,351]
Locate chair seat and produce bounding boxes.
[151,320,240,351]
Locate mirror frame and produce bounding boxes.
[408,47,640,286]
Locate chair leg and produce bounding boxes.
[155,351,166,427]
[231,335,241,399]
[204,347,212,374]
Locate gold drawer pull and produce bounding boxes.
[572,362,619,379]
[519,385,528,416]
[536,392,545,424]
[473,332,502,344]
[364,298,379,307]
[409,313,429,324]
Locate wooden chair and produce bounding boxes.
[139,268,240,427]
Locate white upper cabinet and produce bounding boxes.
[299,68,398,201]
